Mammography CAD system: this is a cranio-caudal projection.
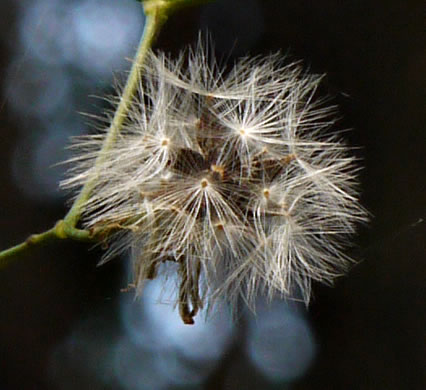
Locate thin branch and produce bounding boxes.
[63,5,165,228]
[0,0,216,268]
[0,221,92,269]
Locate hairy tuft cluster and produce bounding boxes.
[62,43,367,324]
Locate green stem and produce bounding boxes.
[64,6,165,227]
[0,228,57,269]
[0,0,216,268]
[0,221,91,269]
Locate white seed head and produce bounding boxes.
[62,41,367,324]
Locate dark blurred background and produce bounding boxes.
[0,0,424,389]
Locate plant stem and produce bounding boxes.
[0,221,91,269]
[63,6,165,228]
[0,4,164,267]
[0,0,216,267]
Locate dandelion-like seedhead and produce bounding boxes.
[62,41,367,324]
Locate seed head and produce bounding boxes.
[62,41,367,324]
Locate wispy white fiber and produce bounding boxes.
[62,40,367,323]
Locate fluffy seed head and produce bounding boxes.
[62,41,367,324]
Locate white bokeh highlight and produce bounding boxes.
[7,0,144,202]
[246,299,316,382]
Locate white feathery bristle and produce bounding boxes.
[61,40,367,324]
